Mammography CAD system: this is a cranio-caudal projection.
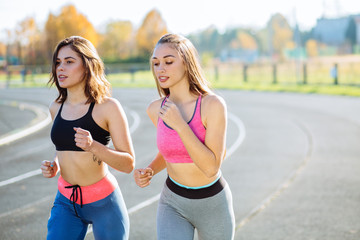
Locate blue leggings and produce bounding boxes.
[47,187,129,240]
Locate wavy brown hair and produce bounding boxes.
[150,33,212,97]
[48,36,111,104]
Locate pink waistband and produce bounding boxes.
[58,173,118,205]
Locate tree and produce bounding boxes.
[0,42,5,57]
[15,17,45,65]
[346,17,357,53]
[44,5,99,60]
[232,30,257,50]
[266,13,294,59]
[136,9,168,58]
[306,39,318,57]
[198,26,221,54]
[98,21,134,61]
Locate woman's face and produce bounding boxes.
[151,43,187,90]
[56,45,85,89]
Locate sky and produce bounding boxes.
[1,0,360,41]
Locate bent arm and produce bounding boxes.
[147,152,167,176]
[86,99,135,173]
[174,95,227,177]
[134,99,167,188]
[145,99,167,175]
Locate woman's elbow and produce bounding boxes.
[204,167,219,178]
[127,155,136,173]
[203,162,221,178]
[203,154,222,178]
[122,153,135,174]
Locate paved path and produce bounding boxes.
[0,88,359,240]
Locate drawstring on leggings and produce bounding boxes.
[65,185,83,217]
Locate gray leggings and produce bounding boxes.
[157,179,235,240]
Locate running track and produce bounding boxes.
[0,88,359,239]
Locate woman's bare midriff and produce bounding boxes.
[166,162,220,187]
[57,151,108,186]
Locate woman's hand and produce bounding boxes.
[133,168,154,188]
[158,99,186,131]
[40,160,58,178]
[74,127,93,151]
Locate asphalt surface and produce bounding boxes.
[0,88,359,240]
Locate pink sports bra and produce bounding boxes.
[157,95,206,163]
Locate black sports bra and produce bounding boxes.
[50,102,110,151]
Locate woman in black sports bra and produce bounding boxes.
[40,36,135,240]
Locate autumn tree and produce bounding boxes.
[258,13,294,59]
[98,21,134,61]
[230,30,258,50]
[44,5,98,60]
[14,17,46,65]
[135,9,168,58]
[306,39,318,57]
[0,42,5,57]
[194,26,221,54]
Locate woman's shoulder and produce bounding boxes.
[93,97,123,118]
[97,97,122,110]
[49,100,61,109]
[49,101,61,119]
[147,97,165,112]
[146,97,165,124]
[94,97,125,124]
[202,93,226,111]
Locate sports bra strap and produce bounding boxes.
[88,102,95,114]
[58,102,64,114]
[161,96,168,107]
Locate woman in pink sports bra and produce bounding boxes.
[134,33,235,240]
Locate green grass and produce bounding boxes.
[1,70,360,97]
[213,82,360,97]
[107,71,155,88]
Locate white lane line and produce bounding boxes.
[0,195,53,219]
[227,112,246,158]
[0,169,42,187]
[129,110,141,134]
[0,109,141,188]
[0,101,51,146]
[1,142,53,163]
[87,193,163,235]
[127,193,161,214]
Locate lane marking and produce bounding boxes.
[129,110,141,134]
[227,112,246,158]
[0,169,42,187]
[0,109,140,187]
[235,119,313,230]
[0,101,51,146]
[127,193,162,214]
[0,195,53,219]
[1,142,53,164]
[86,193,162,235]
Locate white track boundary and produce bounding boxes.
[0,109,140,187]
[0,100,51,146]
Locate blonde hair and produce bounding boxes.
[48,36,111,104]
[150,33,212,97]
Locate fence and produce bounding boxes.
[1,58,360,87]
[206,58,360,86]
